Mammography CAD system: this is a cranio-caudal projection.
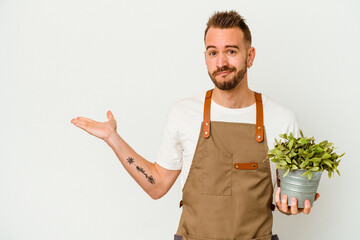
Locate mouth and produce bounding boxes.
[215,70,233,76]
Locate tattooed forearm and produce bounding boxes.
[126,156,156,184]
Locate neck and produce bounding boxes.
[211,74,255,109]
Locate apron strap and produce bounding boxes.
[203,89,264,142]
[203,89,213,138]
[255,92,264,142]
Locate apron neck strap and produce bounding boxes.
[202,89,264,142]
[203,89,213,138]
[254,91,264,142]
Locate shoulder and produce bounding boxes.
[262,93,300,137]
[262,94,298,124]
[168,90,205,118]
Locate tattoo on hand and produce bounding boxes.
[126,156,156,184]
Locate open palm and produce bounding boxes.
[71,110,117,141]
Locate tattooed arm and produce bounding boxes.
[105,130,181,199]
[71,110,181,199]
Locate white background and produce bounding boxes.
[1,0,359,239]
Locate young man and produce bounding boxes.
[71,10,319,240]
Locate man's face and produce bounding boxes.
[204,27,251,91]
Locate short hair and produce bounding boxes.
[204,10,252,47]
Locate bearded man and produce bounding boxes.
[71,10,320,240]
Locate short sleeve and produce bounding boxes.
[283,113,301,139]
[155,104,183,170]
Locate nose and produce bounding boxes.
[216,53,229,69]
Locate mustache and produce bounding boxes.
[213,67,236,76]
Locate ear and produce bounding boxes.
[247,47,256,68]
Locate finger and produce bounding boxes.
[302,200,311,215]
[275,187,281,207]
[71,118,86,124]
[72,118,96,126]
[71,119,88,126]
[71,120,88,130]
[107,110,114,120]
[281,194,289,213]
[290,197,298,215]
[314,193,320,201]
[77,117,96,123]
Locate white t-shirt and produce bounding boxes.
[155,90,300,192]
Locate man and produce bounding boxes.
[71,10,320,240]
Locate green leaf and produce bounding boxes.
[283,168,291,177]
[289,150,297,158]
[321,153,331,159]
[311,158,322,163]
[291,165,298,170]
[302,170,310,177]
[285,156,291,164]
[280,160,287,166]
[275,149,284,157]
[323,159,333,168]
[319,140,328,146]
[278,144,287,151]
[289,139,294,150]
[310,167,319,171]
[313,146,324,153]
[300,160,309,168]
[306,152,315,159]
[308,171,313,180]
[300,129,304,137]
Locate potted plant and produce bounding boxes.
[267,130,345,208]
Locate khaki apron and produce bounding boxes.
[174,89,278,240]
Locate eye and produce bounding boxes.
[228,50,236,54]
[209,51,216,56]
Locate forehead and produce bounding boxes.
[205,27,245,49]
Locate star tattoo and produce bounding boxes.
[127,157,134,165]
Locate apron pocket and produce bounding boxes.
[200,151,232,196]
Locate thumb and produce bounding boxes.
[106,110,114,120]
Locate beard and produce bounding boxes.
[208,60,248,91]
